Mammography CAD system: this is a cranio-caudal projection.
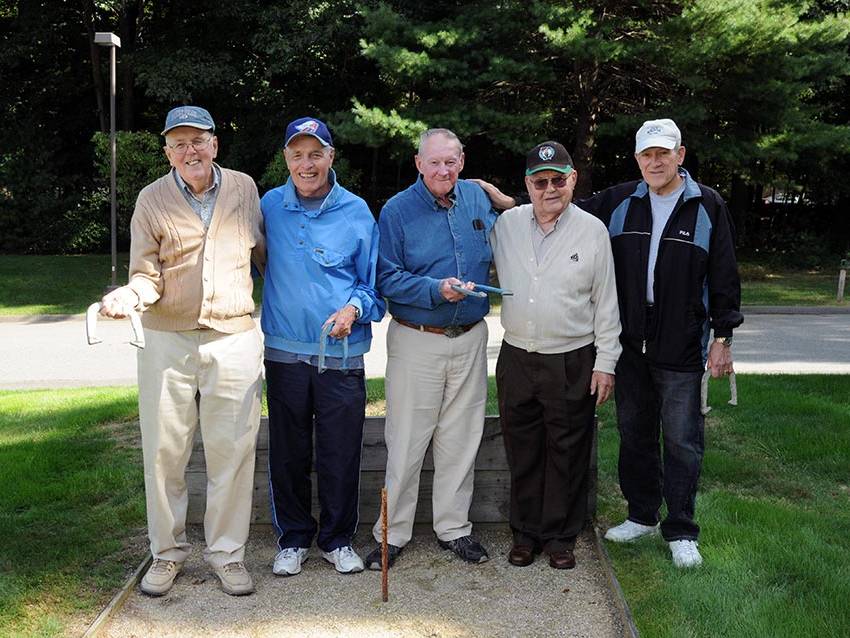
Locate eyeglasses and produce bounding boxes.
[530,175,570,191]
[167,137,213,155]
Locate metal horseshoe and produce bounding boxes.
[86,302,145,349]
[701,369,737,415]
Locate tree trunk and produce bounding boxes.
[371,146,379,204]
[118,0,143,130]
[572,58,600,199]
[84,1,107,133]
[728,174,751,246]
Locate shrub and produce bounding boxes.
[91,131,169,250]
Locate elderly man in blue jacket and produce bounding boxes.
[261,117,385,576]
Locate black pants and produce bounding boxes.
[265,360,366,552]
[496,342,596,553]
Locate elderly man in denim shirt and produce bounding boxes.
[364,128,498,570]
[261,117,385,576]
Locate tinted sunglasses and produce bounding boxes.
[530,175,570,190]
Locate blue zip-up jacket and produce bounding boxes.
[578,169,743,371]
[261,171,385,358]
[377,177,498,327]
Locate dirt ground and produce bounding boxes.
[100,524,624,638]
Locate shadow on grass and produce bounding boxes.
[0,388,146,636]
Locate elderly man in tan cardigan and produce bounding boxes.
[100,106,265,597]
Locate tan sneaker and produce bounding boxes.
[214,561,255,596]
[140,559,183,596]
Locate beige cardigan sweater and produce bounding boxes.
[491,202,622,374]
[126,166,265,333]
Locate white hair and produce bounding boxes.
[418,128,464,155]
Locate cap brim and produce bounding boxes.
[635,136,677,153]
[161,123,214,136]
[526,164,573,176]
[284,132,331,148]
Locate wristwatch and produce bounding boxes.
[351,305,361,321]
[714,336,733,347]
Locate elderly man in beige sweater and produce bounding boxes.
[100,106,265,597]
[488,141,621,570]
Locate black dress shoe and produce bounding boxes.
[437,535,490,563]
[365,544,403,571]
[548,550,576,570]
[508,545,535,567]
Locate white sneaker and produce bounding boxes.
[604,519,660,543]
[273,547,309,576]
[669,540,703,568]
[322,546,364,573]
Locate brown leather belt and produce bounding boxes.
[394,318,479,338]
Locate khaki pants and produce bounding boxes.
[137,327,263,567]
[373,320,488,547]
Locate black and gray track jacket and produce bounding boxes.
[578,169,744,372]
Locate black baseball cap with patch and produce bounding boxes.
[526,141,573,175]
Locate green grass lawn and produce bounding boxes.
[0,254,132,316]
[0,254,265,316]
[0,387,145,638]
[738,261,845,306]
[0,254,845,315]
[1,376,847,637]
[596,374,850,638]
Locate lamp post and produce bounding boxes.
[94,32,121,289]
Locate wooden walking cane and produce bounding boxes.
[381,487,389,602]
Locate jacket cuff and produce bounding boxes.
[347,296,364,322]
[593,357,618,376]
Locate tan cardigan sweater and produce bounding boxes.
[491,202,622,374]
[126,166,265,333]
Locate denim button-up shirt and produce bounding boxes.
[377,177,498,327]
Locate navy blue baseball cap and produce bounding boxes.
[284,117,333,148]
[161,106,215,136]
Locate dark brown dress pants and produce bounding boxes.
[496,341,596,553]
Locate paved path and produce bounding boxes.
[1,309,848,390]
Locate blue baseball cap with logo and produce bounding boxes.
[161,106,215,136]
[284,117,333,148]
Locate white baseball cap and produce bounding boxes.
[635,118,681,153]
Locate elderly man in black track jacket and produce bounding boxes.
[579,119,743,569]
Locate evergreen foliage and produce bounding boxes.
[0,0,847,254]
